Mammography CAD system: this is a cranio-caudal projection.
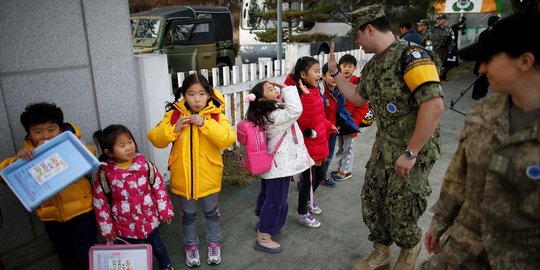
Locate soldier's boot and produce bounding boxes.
[352,243,390,270]
[393,242,421,270]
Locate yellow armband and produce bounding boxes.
[401,47,440,92]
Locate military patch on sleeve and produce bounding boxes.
[401,46,440,92]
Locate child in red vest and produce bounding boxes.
[284,56,334,228]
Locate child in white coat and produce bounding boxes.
[245,80,313,253]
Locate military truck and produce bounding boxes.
[130,6,236,78]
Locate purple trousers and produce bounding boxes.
[255,176,291,235]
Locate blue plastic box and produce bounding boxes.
[1,131,100,212]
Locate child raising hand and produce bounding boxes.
[245,80,313,253]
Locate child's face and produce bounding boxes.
[339,62,356,78]
[322,71,336,89]
[301,63,321,88]
[261,82,282,102]
[107,132,136,163]
[28,121,61,146]
[185,83,210,113]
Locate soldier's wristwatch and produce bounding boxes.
[403,150,417,160]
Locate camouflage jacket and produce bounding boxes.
[429,94,540,268]
[420,31,434,48]
[357,39,442,169]
[432,25,454,51]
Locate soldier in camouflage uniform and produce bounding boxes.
[416,19,434,49]
[328,5,444,270]
[423,13,540,270]
[432,14,455,80]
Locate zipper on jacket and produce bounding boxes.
[55,195,65,221]
[190,124,194,198]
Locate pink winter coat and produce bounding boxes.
[93,153,174,239]
[284,74,330,162]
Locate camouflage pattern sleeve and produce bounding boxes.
[357,68,369,100]
[413,83,443,105]
[429,128,467,237]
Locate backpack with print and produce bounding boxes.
[98,160,156,203]
[236,120,294,175]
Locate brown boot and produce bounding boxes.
[254,231,282,253]
[393,242,421,270]
[352,243,390,270]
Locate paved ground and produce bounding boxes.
[7,66,480,270]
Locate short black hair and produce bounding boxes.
[93,124,137,162]
[20,102,64,133]
[359,16,391,33]
[399,22,413,29]
[339,54,357,67]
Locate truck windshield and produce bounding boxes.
[133,19,161,39]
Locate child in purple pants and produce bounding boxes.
[245,80,313,253]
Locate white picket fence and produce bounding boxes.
[134,47,372,179]
[173,48,372,127]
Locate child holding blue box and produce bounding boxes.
[0,102,97,270]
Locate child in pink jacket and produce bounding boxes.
[93,124,174,270]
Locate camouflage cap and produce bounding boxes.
[347,5,385,35]
[436,14,448,20]
[417,19,430,26]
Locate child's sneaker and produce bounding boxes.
[207,242,221,265]
[322,176,336,187]
[307,201,322,215]
[333,171,352,181]
[184,245,201,267]
[296,213,321,228]
[330,170,339,178]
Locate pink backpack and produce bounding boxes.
[236,120,295,175]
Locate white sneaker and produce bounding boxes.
[296,213,321,228]
[307,201,322,215]
[207,242,221,265]
[184,245,201,267]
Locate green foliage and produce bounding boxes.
[250,0,363,43]
[254,28,279,43]
[289,32,337,43]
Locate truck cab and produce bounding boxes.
[131,6,235,75]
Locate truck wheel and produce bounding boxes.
[216,62,230,86]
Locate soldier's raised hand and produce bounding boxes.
[327,42,339,76]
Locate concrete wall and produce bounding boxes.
[0,0,141,257]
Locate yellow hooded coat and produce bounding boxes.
[147,89,236,200]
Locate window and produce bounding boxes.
[134,19,161,39]
[173,24,193,41]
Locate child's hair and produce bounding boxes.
[93,124,137,162]
[166,73,214,111]
[321,63,338,76]
[338,54,357,67]
[20,102,64,133]
[292,56,319,94]
[245,81,284,130]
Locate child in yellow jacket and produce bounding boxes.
[148,73,236,267]
[0,103,96,270]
